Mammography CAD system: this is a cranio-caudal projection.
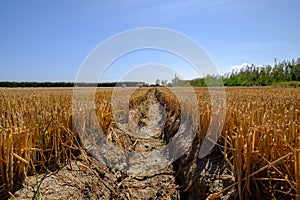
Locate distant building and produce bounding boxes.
[172,74,180,84]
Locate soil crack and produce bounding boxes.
[112,90,180,199]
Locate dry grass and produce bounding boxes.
[0,88,80,197]
[0,87,299,199]
[0,87,150,198]
[156,87,300,199]
[223,88,300,199]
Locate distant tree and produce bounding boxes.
[161,80,167,86]
[217,57,300,86]
[155,79,160,86]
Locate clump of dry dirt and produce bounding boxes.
[12,156,113,200]
[174,146,236,200]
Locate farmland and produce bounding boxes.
[0,87,299,199]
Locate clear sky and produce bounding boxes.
[1,0,299,84]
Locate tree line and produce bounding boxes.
[2,57,299,88]
[189,57,300,87]
[0,81,145,88]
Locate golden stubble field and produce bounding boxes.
[0,87,299,199]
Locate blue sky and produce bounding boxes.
[0,0,299,83]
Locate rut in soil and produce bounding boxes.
[97,89,181,199]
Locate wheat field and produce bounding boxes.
[0,87,299,199]
[157,87,300,198]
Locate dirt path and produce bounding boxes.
[12,90,180,199]
[108,90,180,199]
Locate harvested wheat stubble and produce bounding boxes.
[0,87,299,199]
[11,89,180,199]
[156,87,300,199]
